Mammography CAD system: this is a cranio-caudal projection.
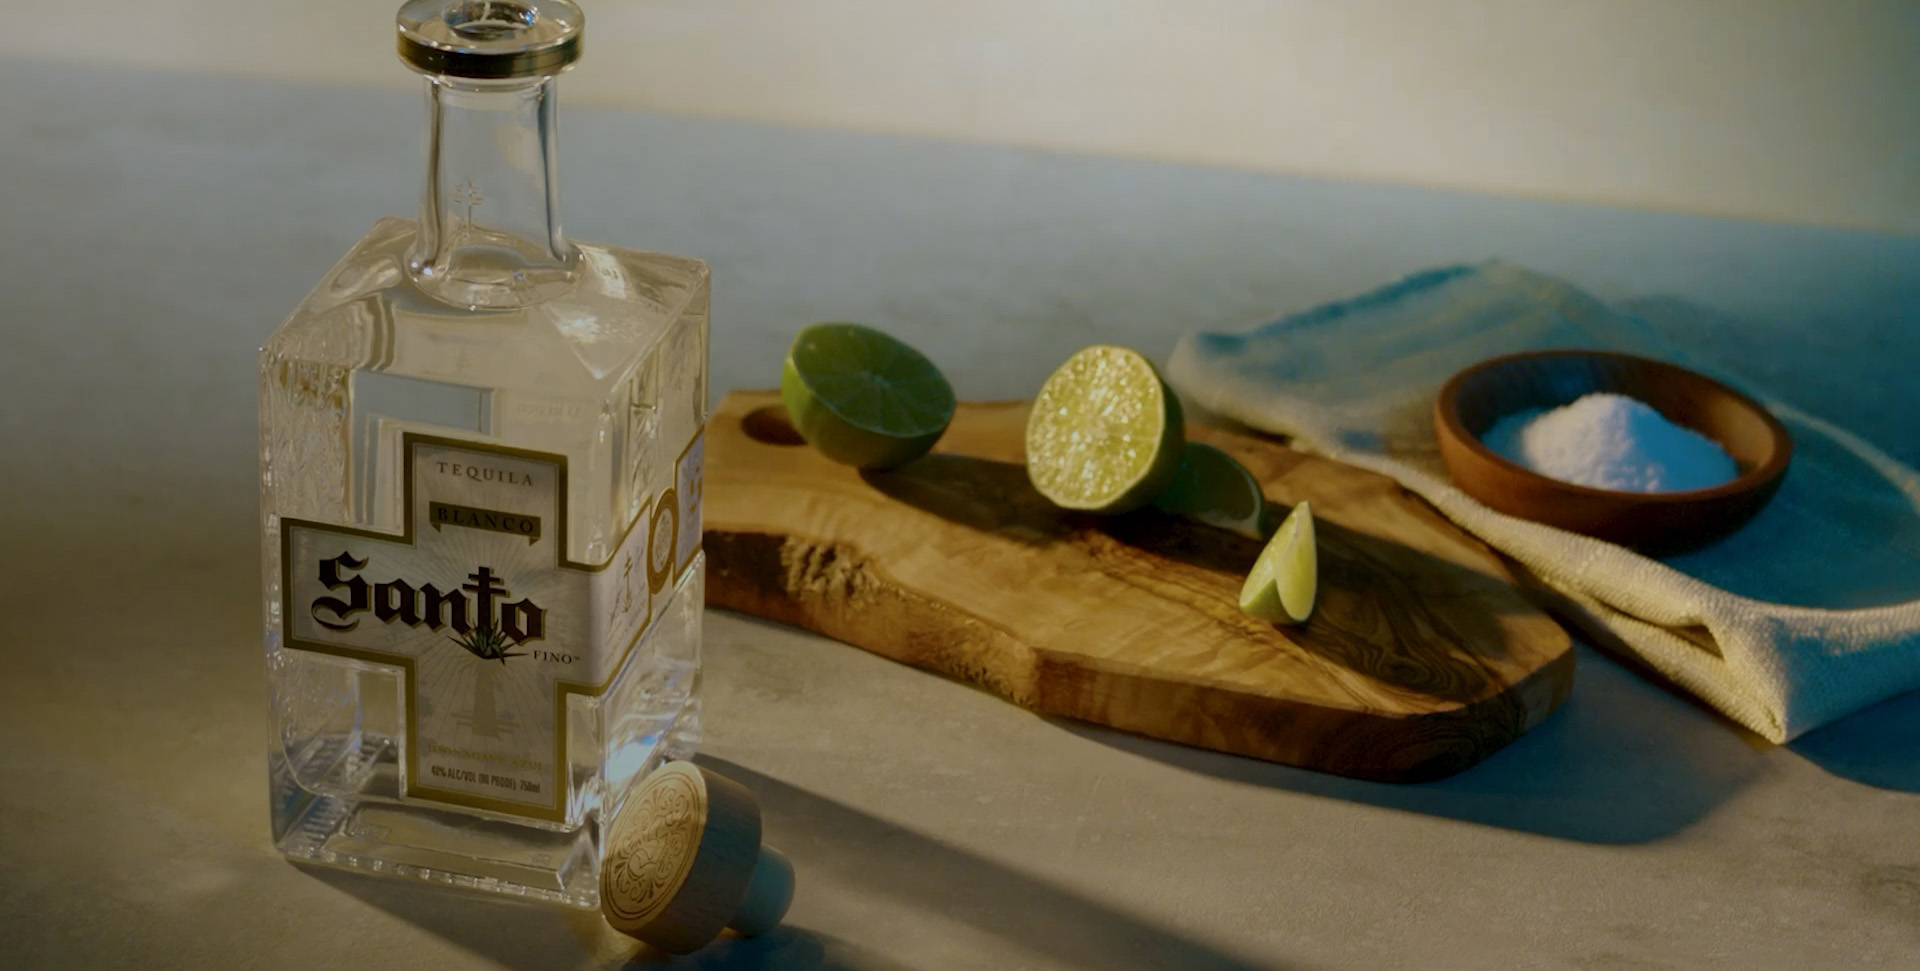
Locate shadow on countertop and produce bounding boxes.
[686,756,1292,971]
[1059,643,1772,845]
[1788,690,1920,793]
[304,866,928,971]
[304,754,1295,971]
[629,928,924,971]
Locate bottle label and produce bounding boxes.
[280,432,701,821]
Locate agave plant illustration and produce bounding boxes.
[450,621,526,664]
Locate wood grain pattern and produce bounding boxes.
[704,391,1574,782]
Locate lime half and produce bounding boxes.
[1153,442,1273,538]
[1239,501,1316,625]
[1025,345,1185,514]
[781,323,956,470]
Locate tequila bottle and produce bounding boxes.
[258,0,708,907]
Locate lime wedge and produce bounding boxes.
[1239,501,1316,625]
[1153,442,1273,538]
[1024,345,1185,514]
[780,322,956,470]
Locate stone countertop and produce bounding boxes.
[3,60,1917,971]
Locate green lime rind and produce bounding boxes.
[1239,501,1316,625]
[1152,442,1272,538]
[781,322,957,470]
[1024,345,1186,514]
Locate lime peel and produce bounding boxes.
[1153,442,1271,538]
[780,322,955,470]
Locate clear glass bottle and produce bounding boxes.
[258,0,708,907]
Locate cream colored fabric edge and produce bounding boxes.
[1167,335,1920,743]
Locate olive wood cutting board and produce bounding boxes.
[702,391,1573,782]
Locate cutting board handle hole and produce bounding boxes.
[742,405,808,447]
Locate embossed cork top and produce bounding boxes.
[601,761,796,954]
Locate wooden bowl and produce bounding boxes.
[1433,350,1791,552]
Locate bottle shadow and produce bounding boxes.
[634,927,923,971]
[299,756,1296,971]
[298,864,631,971]
[301,864,903,971]
[688,756,1295,971]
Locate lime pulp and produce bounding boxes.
[1239,501,1316,624]
[1024,345,1185,514]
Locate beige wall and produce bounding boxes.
[9,0,1916,233]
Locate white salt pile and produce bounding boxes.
[1482,392,1738,493]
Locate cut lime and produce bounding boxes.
[781,322,956,470]
[1025,346,1185,514]
[1153,442,1273,538]
[1239,501,1316,625]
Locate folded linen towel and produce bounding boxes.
[1167,262,1920,742]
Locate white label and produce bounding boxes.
[281,434,690,821]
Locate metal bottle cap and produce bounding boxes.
[396,0,584,80]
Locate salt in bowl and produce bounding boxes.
[1433,350,1792,552]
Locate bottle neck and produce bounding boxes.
[408,75,577,310]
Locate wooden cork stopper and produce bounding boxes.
[601,761,796,955]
